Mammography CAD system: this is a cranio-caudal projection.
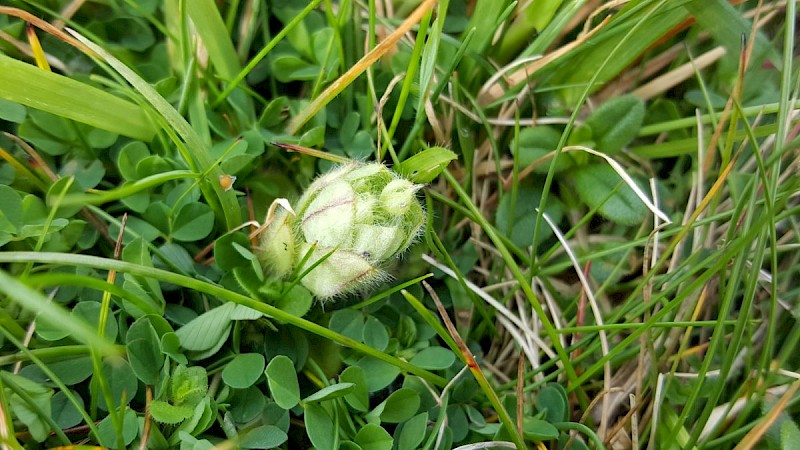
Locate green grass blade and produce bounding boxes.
[542,0,686,104]
[287,0,437,134]
[0,252,448,388]
[381,6,432,163]
[60,170,196,207]
[214,0,324,106]
[25,273,160,315]
[0,54,156,141]
[683,0,778,69]
[186,0,241,80]
[458,0,515,72]
[66,29,242,230]
[0,270,118,357]
[0,328,103,443]
[442,170,583,395]
[0,372,71,445]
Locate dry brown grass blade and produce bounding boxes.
[4,132,112,242]
[423,281,480,374]
[0,28,67,72]
[0,145,49,192]
[3,132,58,182]
[0,6,95,56]
[516,356,524,437]
[286,0,438,135]
[139,385,153,450]
[733,380,800,450]
[477,15,611,106]
[271,142,351,164]
[421,280,527,450]
[600,0,774,102]
[52,0,87,30]
[633,46,727,100]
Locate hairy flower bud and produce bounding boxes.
[257,162,424,299]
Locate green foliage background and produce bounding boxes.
[0,0,798,449]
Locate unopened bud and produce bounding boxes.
[381,179,420,216]
[257,162,425,299]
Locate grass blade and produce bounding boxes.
[0,252,448,388]
[66,28,242,230]
[0,270,118,357]
[0,55,155,141]
[287,0,438,134]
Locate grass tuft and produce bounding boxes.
[0,1,797,448]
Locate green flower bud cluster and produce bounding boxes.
[257,162,425,299]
